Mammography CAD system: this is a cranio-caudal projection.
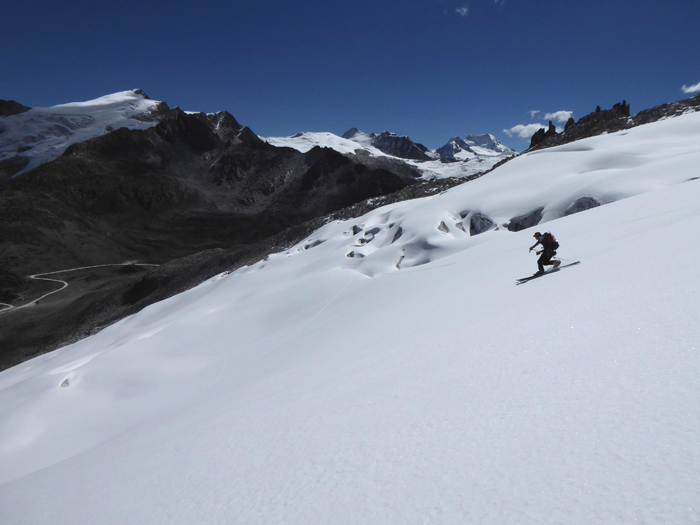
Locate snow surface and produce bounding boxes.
[1,113,700,524]
[0,90,159,176]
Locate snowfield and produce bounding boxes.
[0,90,160,176]
[1,113,699,524]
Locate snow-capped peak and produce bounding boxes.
[464,133,512,154]
[341,127,376,148]
[0,89,161,177]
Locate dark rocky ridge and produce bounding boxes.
[527,95,700,152]
[342,128,433,161]
[0,99,31,117]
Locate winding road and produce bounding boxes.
[0,263,159,315]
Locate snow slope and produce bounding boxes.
[1,113,699,524]
[0,90,160,176]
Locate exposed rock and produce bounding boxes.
[0,155,29,179]
[437,134,514,159]
[343,128,433,161]
[0,100,31,117]
[565,196,601,216]
[524,96,700,153]
[529,128,546,149]
[436,136,474,159]
[469,213,495,236]
[505,208,543,232]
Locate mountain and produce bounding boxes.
[464,133,514,154]
[0,99,31,117]
[0,92,425,366]
[267,128,515,180]
[0,90,165,177]
[435,133,514,160]
[342,128,434,161]
[1,106,698,524]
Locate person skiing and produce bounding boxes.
[529,231,561,274]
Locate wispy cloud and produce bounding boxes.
[455,5,469,17]
[682,82,700,94]
[544,110,573,123]
[494,0,505,5]
[503,123,545,139]
[529,110,540,119]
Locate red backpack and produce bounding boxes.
[543,232,559,250]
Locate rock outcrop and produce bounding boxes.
[343,128,433,161]
[0,100,31,117]
[526,95,700,153]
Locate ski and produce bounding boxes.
[516,261,580,285]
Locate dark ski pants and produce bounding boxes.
[538,248,557,272]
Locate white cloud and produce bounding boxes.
[529,110,540,119]
[494,0,505,5]
[544,110,573,123]
[455,5,469,17]
[503,123,545,139]
[682,82,700,94]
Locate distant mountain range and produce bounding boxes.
[0,90,515,181]
[265,128,515,180]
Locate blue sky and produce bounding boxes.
[2,0,699,151]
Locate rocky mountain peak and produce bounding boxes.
[526,96,700,152]
[342,128,431,161]
[0,100,31,117]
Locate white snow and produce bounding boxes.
[264,131,387,157]
[264,130,514,179]
[1,113,699,524]
[0,90,160,176]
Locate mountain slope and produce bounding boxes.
[0,96,422,367]
[436,133,514,160]
[342,128,434,161]
[0,90,163,177]
[1,111,698,524]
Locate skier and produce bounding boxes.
[529,231,561,275]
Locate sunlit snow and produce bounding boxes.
[0,90,159,176]
[264,131,514,180]
[1,113,699,524]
